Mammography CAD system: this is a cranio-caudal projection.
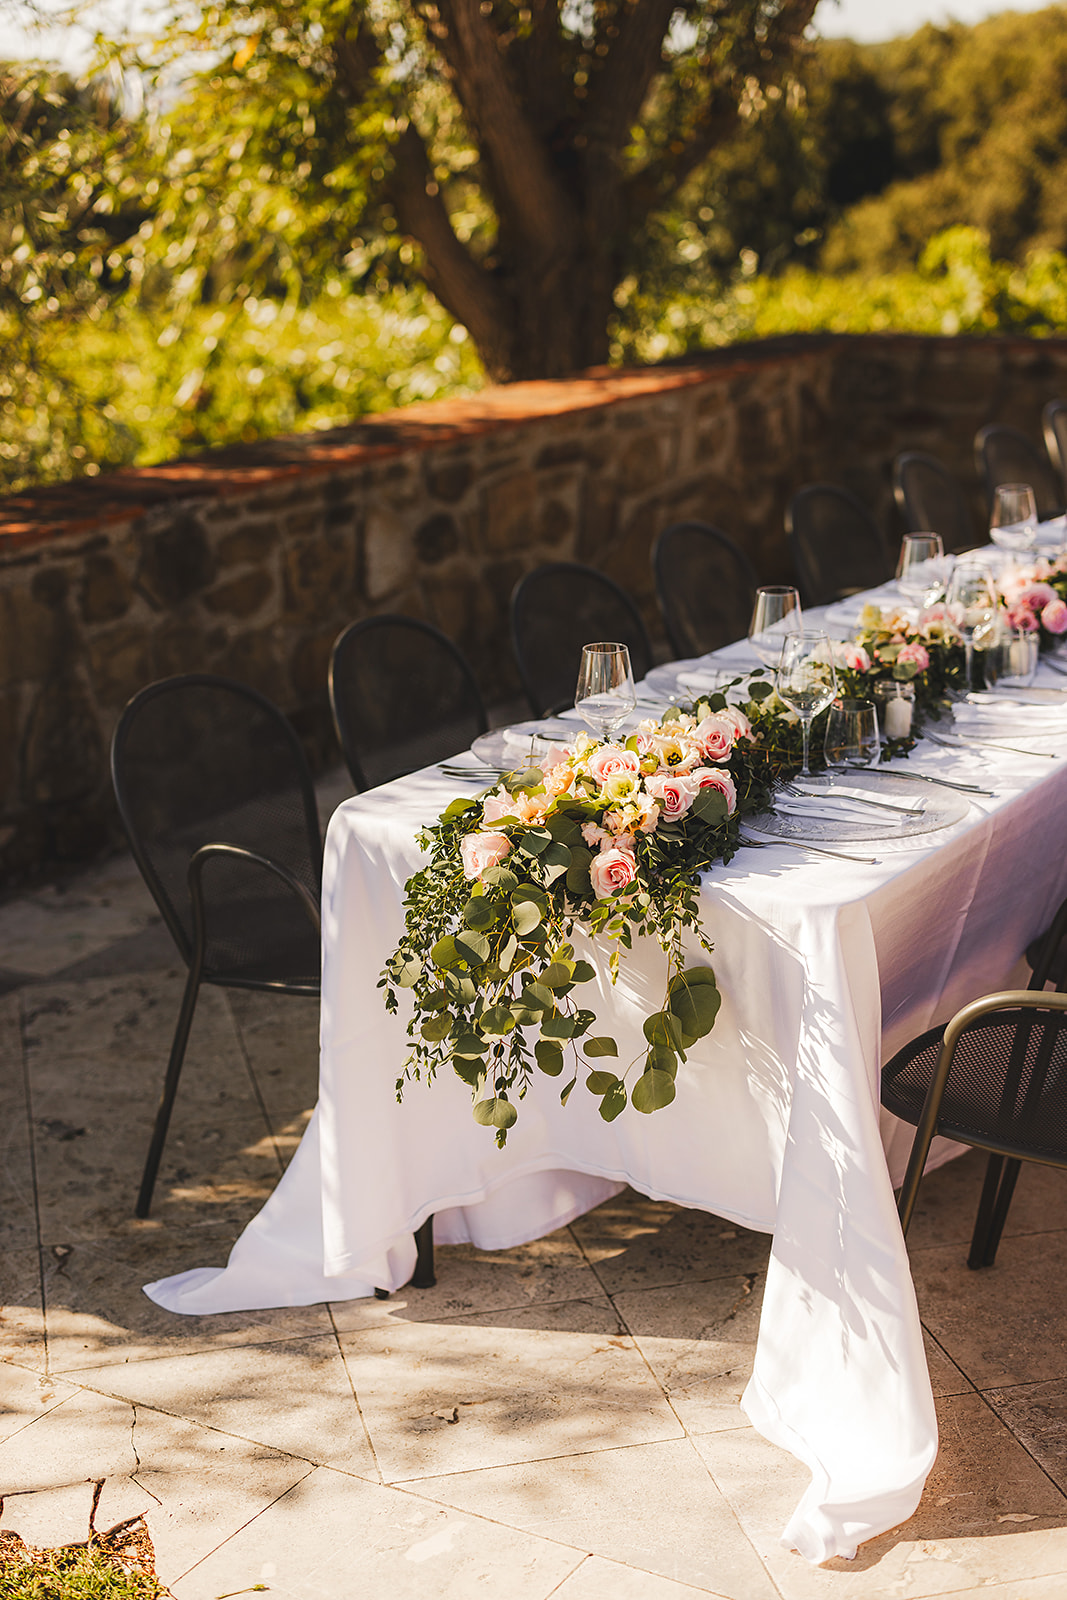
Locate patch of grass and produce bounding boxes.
[0,1529,166,1600]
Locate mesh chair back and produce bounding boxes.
[974,424,1063,519]
[510,562,654,717]
[652,521,757,658]
[1043,400,1067,499]
[883,1006,1067,1166]
[329,616,488,790]
[893,451,974,554]
[112,675,322,983]
[785,485,891,607]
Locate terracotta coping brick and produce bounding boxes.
[2,330,1062,556]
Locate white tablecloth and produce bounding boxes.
[145,644,1067,1564]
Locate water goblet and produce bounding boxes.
[896,532,946,604]
[776,631,838,779]
[748,586,803,668]
[575,642,637,742]
[946,563,998,692]
[990,484,1038,552]
[824,698,881,771]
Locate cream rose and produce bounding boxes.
[586,745,641,786]
[644,772,699,818]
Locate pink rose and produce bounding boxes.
[833,641,871,673]
[690,767,737,814]
[1007,605,1040,633]
[586,745,641,787]
[691,713,737,762]
[588,844,638,899]
[896,641,930,671]
[460,831,511,880]
[645,772,699,819]
[718,706,754,742]
[1043,597,1067,634]
[1020,581,1057,611]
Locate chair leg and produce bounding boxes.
[411,1215,436,1288]
[967,1153,1004,1269]
[982,1158,1023,1269]
[136,964,201,1219]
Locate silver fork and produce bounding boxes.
[738,829,880,866]
[845,761,994,797]
[784,782,923,818]
[923,728,1060,760]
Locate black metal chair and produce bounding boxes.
[652,521,758,659]
[1043,400,1067,502]
[510,562,654,717]
[883,909,1067,1270]
[785,485,892,607]
[112,674,323,1219]
[892,451,975,554]
[329,615,488,790]
[974,423,1064,519]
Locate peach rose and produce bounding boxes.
[1043,597,1067,634]
[645,772,699,819]
[461,831,512,880]
[586,745,641,786]
[589,843,638,899]
[833,641,871,673]
[482,792,516,824]
[512,791,550,824]
[690,767,737,814]
[542,762,575,796]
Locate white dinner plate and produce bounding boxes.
[744,769,971,844]
[471,718,579,768]
[643,659,763,699]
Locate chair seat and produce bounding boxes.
[883,1010,1067,1167]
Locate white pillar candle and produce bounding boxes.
[884,696,913,739]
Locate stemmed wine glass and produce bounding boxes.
[946,563,998,692]
[896,533,946,604]
[575,642,637,742]
[990,484,1038,552]
[748,586,803,667]
[776,632,838,779]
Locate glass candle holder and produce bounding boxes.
[873,678,916,740]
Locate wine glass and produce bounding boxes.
[946,563,998,692]
[824,698,880,771]
[896,533,946,604]
[990,484,1038,552]
[575,642,637,742]
[748,586,803,667]
[776,632,838,779]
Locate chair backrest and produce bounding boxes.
[652,521,758,659]
[974,423,1063,519]
[892,451,974,554]
[1043,400,1067,500]
[510,562,654,717]
[329,615,488,791]
[784,484,892,607]
[111,674,322,965]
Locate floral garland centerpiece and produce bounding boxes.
[382,688,782,1141]
[830,602,966,746]
[997,558,1067,649]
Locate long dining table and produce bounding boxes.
[145,584,1067,1564]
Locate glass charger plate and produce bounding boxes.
[471,718,578,767]
[745,770,971,844]
[644,659,758,698]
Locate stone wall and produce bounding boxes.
[2,331,1067,886]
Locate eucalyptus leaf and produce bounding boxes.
[512,899,543,935]
[454,929,491,965]
[430,934,461,969]
[481,866,518,894]
[462,898,498,931]
[570,959,596,983]
[523,981,555,1010]
[584,1036,618,1057]
[632,1068,677,1114]
[540,960,575,989]
[535,1039,565,1076]
[668,968,721,1040]
[473,1096,518,1130]
[480,1004,516,1035]
[560,1076,577,1106]
[586,1069,621,1095]
[540,1012,576,1039]
[420,1013,453,1041]
[452,1031,488,1057]
[599,1081,629,1121]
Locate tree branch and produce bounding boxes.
[388,122,513,377]
[432,0,579,252]
[583,0,677,152]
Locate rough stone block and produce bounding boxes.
[216,523,280,566]
[203,571,274,619]
[79,554,133,625]
[481,471,536,552]
[137,516,217,610]
[282,531,356,620]
[87,625,154,708]
[363,507,412,602]
[414,513,460,565]
[0,585,66,688]
[423,454,474,502]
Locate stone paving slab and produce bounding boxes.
[5,812,1067,1596]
